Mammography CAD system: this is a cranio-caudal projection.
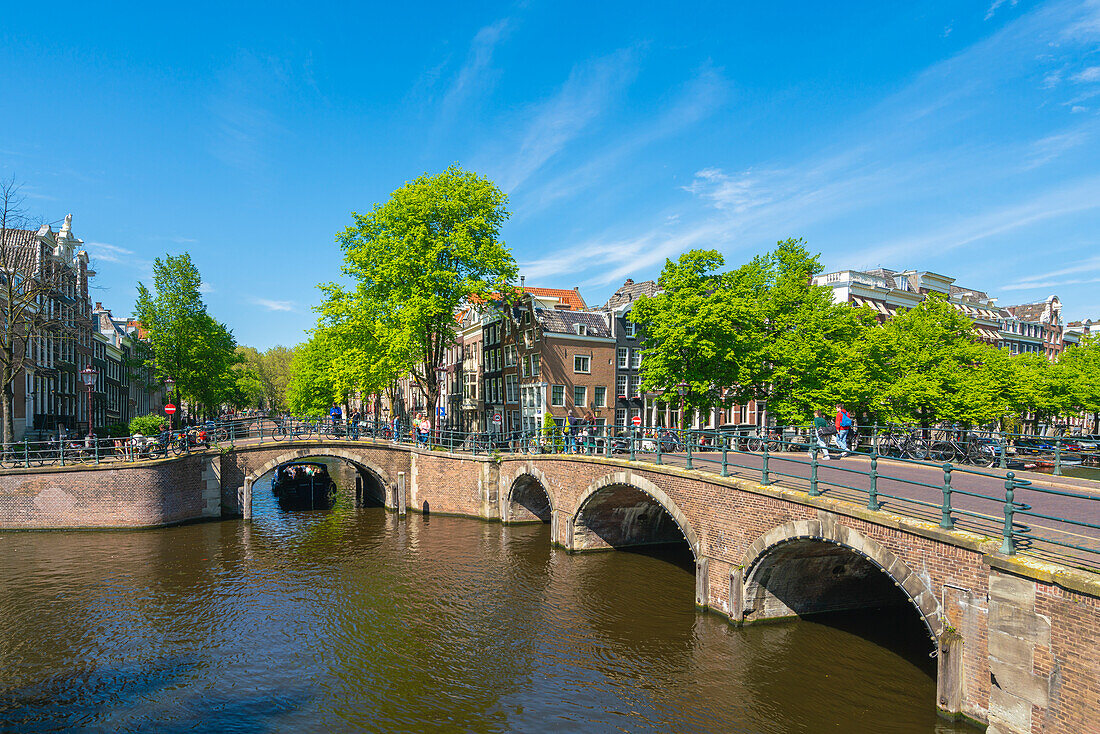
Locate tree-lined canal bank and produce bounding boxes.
[0,468,978,732]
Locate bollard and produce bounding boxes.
[1001,472,1017,555]
[685,431,694,470]
[868,452,880,510]
[940,463,955,530]
[872,422,879,455]
[809,445,820,496]
[761,441,771,486]
[721,437,729,477]
[998,430,1006,470]
[1053,437,1062,476]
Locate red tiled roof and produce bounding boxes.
[520,287,586,310]
[468,286,587,311]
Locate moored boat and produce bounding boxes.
[271,461,337,509]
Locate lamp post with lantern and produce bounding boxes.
[164,377,176,433]
[80,366,98,442]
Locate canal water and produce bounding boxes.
[0,460,978,733]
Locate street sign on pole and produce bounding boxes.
[164,404,177,415]
[632,415,642,426]
[493,413,502,425]
[438,406,446,418]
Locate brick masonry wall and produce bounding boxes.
[0,455,207,529]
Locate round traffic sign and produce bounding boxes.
[493,413,502,425]
[632,415,642,426]
[164,404,177,415]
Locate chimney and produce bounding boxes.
[625,278,633,285]
[95,302,102,310]
[520,275,525,290]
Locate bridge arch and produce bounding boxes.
[569,471,699,559]
[738,519,941,641]
[244,448,394,511]
[503,467,554,524]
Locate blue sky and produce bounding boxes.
[3,0,1099,348]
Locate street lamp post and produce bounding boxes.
[80,366,98,440]
[164,377,176,432]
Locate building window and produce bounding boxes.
[617,375,628,398]
[551,385,565,406]
[504,345,516,367]
[505,375,519,404]
[617,347,628,369]
[531,354,540,377]
[625,320,637,338]
[574,355,590,374]
[593,386,606,408]
[615,408,627,427]
[630,349,641,369]
[573,385,587,408]
[630,375,641,397]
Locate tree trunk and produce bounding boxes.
[1,383,13,446]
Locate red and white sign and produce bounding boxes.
[492,413,502,425]
[164,404,177,415]
[632,415,642,426]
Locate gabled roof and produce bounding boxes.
[534,308,611,338]
[602,278,658,309]
[521,286,586,310]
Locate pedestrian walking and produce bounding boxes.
[812,409,834,460]
[564,415,574,454]
[350,409,361,440]
[834,402,852,457]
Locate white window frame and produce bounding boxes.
[617,347,628,369]
[551,384,565,407]
[616,375,628,398]
[573,385,587,408]
[574,355,591,374]
[630,349,641,369]
[593,386,606,408]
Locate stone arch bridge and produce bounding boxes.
[1,440,1097,733]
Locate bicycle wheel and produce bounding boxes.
[171,439,186,456]
[271,425,288,442]
[967,444,996,467]
[213,428,229,444]
[927,442,956,463]
[747,437,763,452]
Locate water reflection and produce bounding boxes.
[0,464,978,733]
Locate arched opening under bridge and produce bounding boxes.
[506,474,552,523]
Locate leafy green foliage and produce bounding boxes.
[129,413,166,436]
[134,254,239,413]
[319,165,517,420]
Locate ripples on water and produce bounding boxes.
[0,465,979,733]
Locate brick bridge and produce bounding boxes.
[2,440,1098,733]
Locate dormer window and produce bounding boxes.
[574,324,588,336]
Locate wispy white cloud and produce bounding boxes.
[491,49,639,193]
[849,175,1100,267]
[1072,65,1100,82]
[440,19,511,118]
[251,297,294,312]
[986,0,1019,21]
[515,64,727,215]
[199,282,215,294]
[1001,256,1100,291]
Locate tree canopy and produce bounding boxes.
[134,253,238,413]
[317,165,517,422]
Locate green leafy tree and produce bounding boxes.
[632,250,765,421]
[285,331,344,416]
[129,413,167,436]
[324,165,516,425]
[867,293,1002,425]
[134,253,239,415]
[1058,334,1100,432]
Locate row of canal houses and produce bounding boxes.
[1,216,163,441]
[382,265,1092,435]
